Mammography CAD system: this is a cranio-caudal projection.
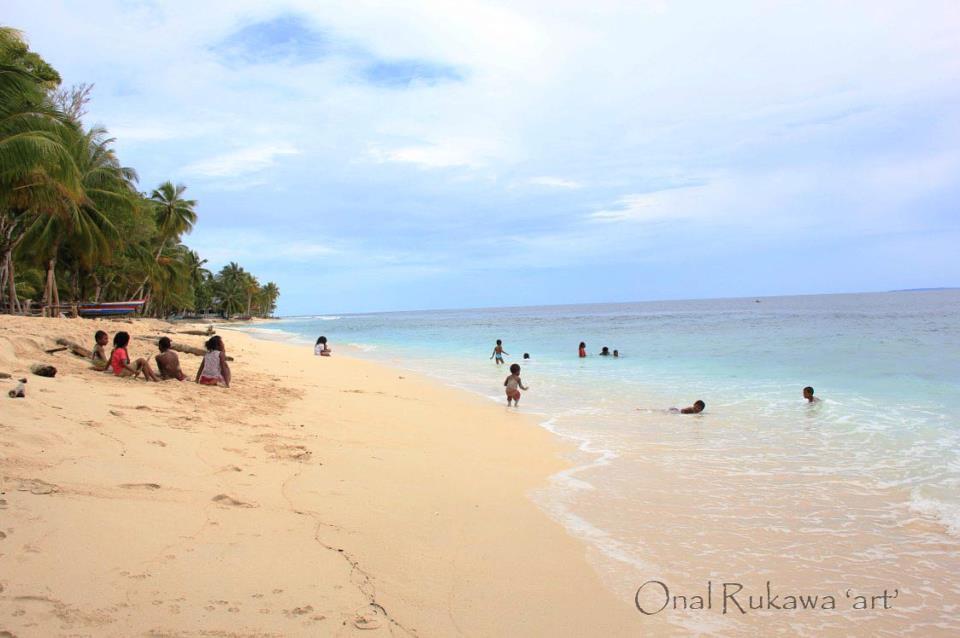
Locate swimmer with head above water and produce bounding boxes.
[670,400,705,414]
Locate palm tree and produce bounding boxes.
[18,125,133,314]
[214,261,247,317]
[133,181,196,301]
[0,27,80,312]
[151,181,197,256]
[257,281,280,317]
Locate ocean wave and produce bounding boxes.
[347,342,378,352]
[909,490,960,537]
[311,315,341,321]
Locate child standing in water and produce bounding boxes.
[578,342,587,358]
[196,335,231,387]
[490,339,509,365]
[504,363,529,406]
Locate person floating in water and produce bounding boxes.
[671,400,705,414]
[803,386,819,403]
[600,346,611,356]
[315,336,331,357]
[523,353,530,359]
[578,342,587,358]
[504,363,529,406]
[490,339,509,365]
[613,350,620,358]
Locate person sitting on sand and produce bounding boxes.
[803,386,819,403]
[670,400,705,414]
[600,346,611,356]
[91,330,110,371]
[490,339,508,365]
[109,331,159,381]
[314,336,331,357]
[155,337,185,381]
[504,363,529,407]
[578,342,587,358]
[196,335,231,387]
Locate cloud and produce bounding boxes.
[589,184,710,223]
[210,14,328,66]
[361,60,464,88]
[209,11,465,91]
[367,142,484,169]
[528,176,583,189]
[183,143,300,178]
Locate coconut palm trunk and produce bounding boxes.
[43,252,59,316]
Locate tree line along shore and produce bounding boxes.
[0,26,278,319]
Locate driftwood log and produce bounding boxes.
[55,338,93,359]
[178,328,216,336]
[134,336,234,361]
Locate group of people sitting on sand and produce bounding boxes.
[90,330,231,387]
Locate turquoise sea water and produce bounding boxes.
[236,290,959,633]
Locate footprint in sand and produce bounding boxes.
[109,410,123,417]
[148,440,167,447]
[0,498,7,509]
[211,494,257,508]
[264,444,312,461]
[286,605,313,617]
[353,607,384,630]
[218,465,243,473]
[119,483,161,490]
[0,530,7,539]
[135,405,151,411]
[17,479,58,495]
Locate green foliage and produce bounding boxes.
[1,27,280,318]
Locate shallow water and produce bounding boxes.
[240,290,960,634]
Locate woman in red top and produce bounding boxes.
[109,331,160,381]
[578,342,587,358]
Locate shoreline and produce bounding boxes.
[0,315,641,635]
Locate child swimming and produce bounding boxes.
[490,339,509,365]
[503,363,529,407]
[671,400,705,414]
[803,386,819,403]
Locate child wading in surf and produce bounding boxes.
[490,339,509,365]
[504,363,529,407]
